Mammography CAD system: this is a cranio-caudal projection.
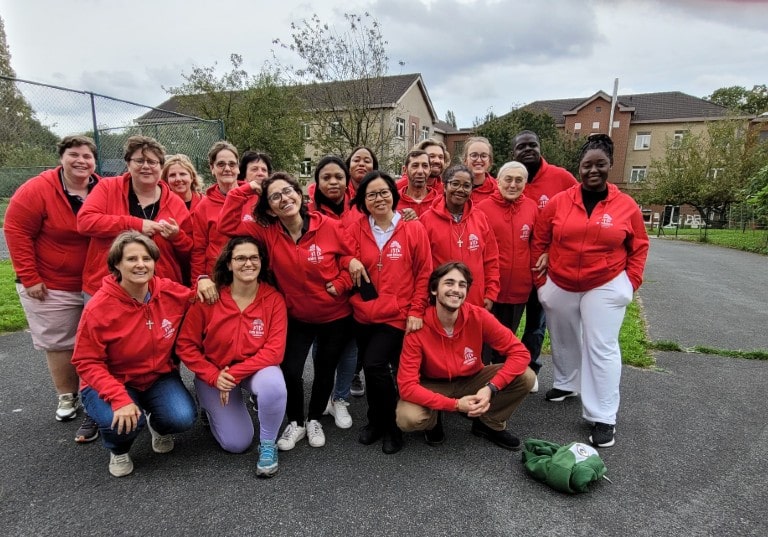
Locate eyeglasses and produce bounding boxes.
[129,157,161,168]
[364,189,392,201]
[469,152,490,161]
[215,161,239,170]
[446,181,473,191]
[267,186,297,203]
[232,255,261,265]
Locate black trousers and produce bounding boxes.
[356,322,405,430]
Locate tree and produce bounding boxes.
[746,164,768,223]
[638,119,768,227]
[0,15,59,170]
[166,54,305,173]
[273,12,401,170]
[445,110,457,128]
[705,85,768,116]
[473,108,583,176]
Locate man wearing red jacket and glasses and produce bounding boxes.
[396,262,534,450]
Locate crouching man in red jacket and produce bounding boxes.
[395,262,535,450]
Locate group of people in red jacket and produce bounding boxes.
[6,129,648,478]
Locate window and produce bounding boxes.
[595,106,602,112]
[574,122,582,130]
[301,123,311,140]
[411,123,417,145]
[395,117,405,138]
[672,130,688,148]
[592,121,600,129]
[635,132,651,150]
[759,131,768,143]
[629,166,647,183]
[613,121,620,128]
[330,121,343,137]
[421,126,430,141]
[708,168,725,179]
[300,158,311,177]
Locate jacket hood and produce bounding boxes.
[429,194,475,222]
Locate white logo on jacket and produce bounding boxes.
[520,224,531,241]
[161,319,175,339]
[600,214,614,228]
[538,195,549,209]
[307,244,324,264]
[463,347,477,366]
[387,241,403,261]
[249,319,265,338]
[468,234,480,252]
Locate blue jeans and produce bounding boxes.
[81,372,197,454]
[522,286,546,374]
[319,339,358,401]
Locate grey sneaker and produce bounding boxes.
[109,452,134,477]
[590,422,616,448]
[350,373,365,397]
[146,415,174,454]
[74,414,99,443]
[55,393,79,422]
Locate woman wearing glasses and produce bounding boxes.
[218,173,355,452]
[345,171,432,454]
[176,237,287,477]
[462,136,498,204]
[78,135,192,298]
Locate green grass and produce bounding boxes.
[648,340,768,361]
[0,260,27,332]
[0,197,8,227]
[658,227,768,255]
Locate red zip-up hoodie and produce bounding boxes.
[522,158,578,211]
[397,303,530,411]
[307,190,364,228]
[190,182,257,280]
[217,184,354,323]
[77,174,193,295]
[531,183,649,292]
[420,196,500,307]
[476,191,539,304]
[5,167,98,291]
[176,284,287,386]
[470,172,498,204]
[72,276,194,411]
[345,216,432,329]
[397,184,438,218]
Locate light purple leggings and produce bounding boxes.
[194,365,287,453]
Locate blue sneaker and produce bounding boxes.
[257,440,278,478]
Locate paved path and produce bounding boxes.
[1,238,766,536]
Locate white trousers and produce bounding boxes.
[538,271,633,425]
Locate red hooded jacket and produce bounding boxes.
[476,192,538,304]
[176,283,287,386]
[72,276,194,410]
[419,196,500,307]
[531,183,649,292]
[77,173,193,295]
[470,173,498,204]
[397,184,438,218]
[5,167,98,291]
[397,303,530,411]
[345,216,432,329]
[522,158,578,211]
[217,184,354,323]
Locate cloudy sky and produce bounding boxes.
[2,0,767,132]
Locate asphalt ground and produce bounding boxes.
[0,237,767,536]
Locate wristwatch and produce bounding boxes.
[485,382,499,398]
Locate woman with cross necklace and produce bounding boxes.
[77,135,193,300]
[419,164,501,311]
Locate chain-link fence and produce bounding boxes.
[0,75,224,197]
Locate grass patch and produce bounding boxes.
[0,260,27,332]
[658,227,768,255]
[0,197,8,227]
[648,340,683,352]
[691,346,768,360]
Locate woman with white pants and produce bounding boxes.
[531,134,649,448]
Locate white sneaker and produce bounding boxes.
[146,415,174,454]
[530,376,539,394]
[277,421,306,451]
[109,452,134,477]
[305,419,326,448]
[324,398,353,429]
[55,393,79,422]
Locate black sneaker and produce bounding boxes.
[545,388,578,402]
[424,412,445,446]
[590,422,616,448]
[74,415,99,443]
[470,419,521,451]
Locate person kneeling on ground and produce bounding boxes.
[396,262,535,450]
